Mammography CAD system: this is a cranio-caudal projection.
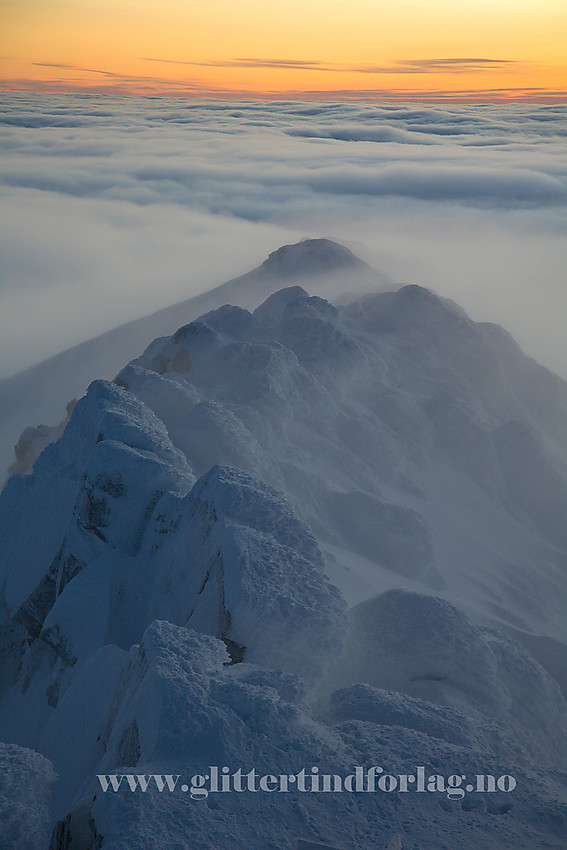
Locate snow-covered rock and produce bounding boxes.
[44,622,567,850]
[325,590,567,767]
[2,243,567,848]
[0,743,56,850]
[0,380,192,623]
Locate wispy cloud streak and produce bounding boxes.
[141,55,520,75]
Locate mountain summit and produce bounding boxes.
[259,238,369,277]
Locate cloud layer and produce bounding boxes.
[0,93,566,378]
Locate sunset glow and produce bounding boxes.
[2,0,566,101]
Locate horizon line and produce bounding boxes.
[2,83,567,105]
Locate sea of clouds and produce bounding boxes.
[0,93,566,378]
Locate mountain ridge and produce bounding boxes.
[1,253,567,849]
[0,239,389,485]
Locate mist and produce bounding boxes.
[1,93,566,379]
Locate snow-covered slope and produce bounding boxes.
[1,246,567,849]
[0,239,386,487]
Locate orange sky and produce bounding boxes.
[1,0,566,100]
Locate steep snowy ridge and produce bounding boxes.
[0,390,344,721]
[1,244,567,849]
[0,380,192,621]
[0,239,388,486]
